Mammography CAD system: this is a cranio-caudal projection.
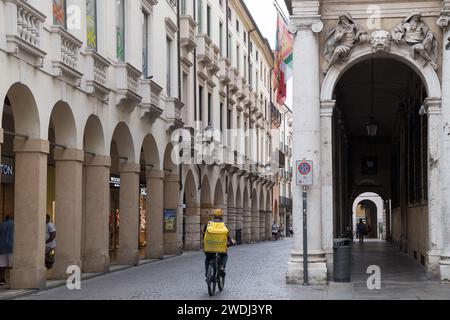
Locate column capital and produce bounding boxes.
[437,7,450,29]
[13,138,49,154]
[320,100,336,117]
[84,154,111,167]
[54,148,84,162]
[146,169,164,179]
[288,15,323,35]
[118,162,140,174]
[424,97,442,116]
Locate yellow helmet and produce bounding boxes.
[213,209,223,219]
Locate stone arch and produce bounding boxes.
[227,182,235,208]
[320,44,441,102]
[213,178,224,206]
[200,175,212,206]
[49,101,77,148]
[163,143,177,173]
[3,82,41,138]
[236,185,242,209]
[183,169,200,251]
[251,188,259,242]
[141,134,161,170]
[110,122,135,162]
[242,186,250,243]
[83,115,106,155]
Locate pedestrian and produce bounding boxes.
[45,214,56,268]
[279,224,284,239]
[0,215,14,286]
[289,226,294,237]
[357,219,366,244]
[271,222,278,241]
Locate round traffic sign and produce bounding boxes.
[298,162,311,175]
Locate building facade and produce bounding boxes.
[0,0,281,290]
[286,0,450,283]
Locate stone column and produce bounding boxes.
[437,7,450,280]
[251,205,259,243]
[164,173,179,255]
[145,169,164,259]
[425,98,443,278]
[82,155,110,273]
[52,148,84,279]
[10,139,49,289]
[286,12,328,284]
[117,163,140,266]
[235,207,243,242]
[185,205,201,251]
[259,209,266,241]
[242,207,251,243]
[227,206,237,239]
[320,101,335,271]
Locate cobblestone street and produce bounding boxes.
[18,238,450,300]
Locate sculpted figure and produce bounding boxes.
[391,12,438,69]
[323,13,368,74]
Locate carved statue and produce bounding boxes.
[323,13,369,74]
[370,30,392,52]
[391,12,438,69]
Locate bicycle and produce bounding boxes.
[206,254,225,297]
[45,249,55,269]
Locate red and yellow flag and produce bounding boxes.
[273,14,293,105]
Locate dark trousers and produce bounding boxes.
[359,232,364,243]
[205,252,228,275]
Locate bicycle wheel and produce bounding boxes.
[206,263,216,296]
[218,271,225,291]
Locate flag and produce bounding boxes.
[273,14,293,105]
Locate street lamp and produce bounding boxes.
[366,55,378,137]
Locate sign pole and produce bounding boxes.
[303,185,308,286]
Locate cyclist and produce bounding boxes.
[203,209,234,278]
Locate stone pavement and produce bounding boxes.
[5,238,449,300]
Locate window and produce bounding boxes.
[227,7,231,21]
[220,103,224,134]
[244,31,247,44]
[219,22,224,57]
[198,0,203,33]
[236,19,240,33]
[227,33,232,60]
[116,0,125,60]
[53,0,67,28]
[181,0,187,15]
[142,10,149,77]
[244,55,247,81]
[207,5,211,37]
[236,45,240,70]
[199,86,204,122]
[86,0,97,50]
[166,37,172,96]
[207,93,212,125]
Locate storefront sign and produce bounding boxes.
[110,176,120,188]
[0,164,13,176]
[163,209,176,232]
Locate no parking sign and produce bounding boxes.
[296,160,313,186]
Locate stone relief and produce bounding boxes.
[391,12,438,70]
[370,30,392,52]
[323,13,369,74]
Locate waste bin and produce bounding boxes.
[333,238,351,282]
[236,229,242,245]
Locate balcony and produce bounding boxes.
[85,49,111,102]
[228,67,239,94]
[3,0,47,67]
[180,15,197,53]
[140,79,163,121]
[114,62,142,112]
[165,97,185,132]
[196,34,212,66]
[218,58,231,85]
[208,44,220,76]
[271,103,282,128]
[50,26,83,86]
[235,77,245,102]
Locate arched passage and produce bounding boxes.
[327,50,435,269]
[352,192,385,240]
[110,123,139,266]
[2,84,46,289]
[47,101,82,279]
[251,189,259,242]
[183,169,200,251]
[162,143,179,255]
[235,185,243,244]
[242,187,250,243]
[227,182,236,239]
[259,187,265,241]
[82,115,110,273]
[140,134,164,259]
[265,189,272,240]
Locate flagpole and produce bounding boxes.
[273,0,289,25]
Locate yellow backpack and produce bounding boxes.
[204,221,229,253]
